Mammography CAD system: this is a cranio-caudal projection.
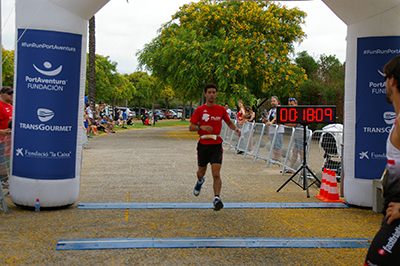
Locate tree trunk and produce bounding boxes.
[138,99,142,119]
[165,98,170,115]
[182,102,186,121]
[88,16,96,103]
[189,102,193,119]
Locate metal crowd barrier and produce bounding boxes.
[309,129,343,180]
[282,127,313,175]
[236,121,256,156]
[0,133,10,213]
[221,121,341,185]
[246,122,265,159]
[253,123,273,163]
[265,125,295,169]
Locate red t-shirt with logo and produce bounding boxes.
[190,104,231,145]
[0,101,12,141]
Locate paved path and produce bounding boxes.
[0,127,382,265]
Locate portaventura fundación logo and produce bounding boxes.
[25,60,68,92]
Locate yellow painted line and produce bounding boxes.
[178,137,182,141]
[125,191,130,221]
[130,164,133,175]
[223,174,247,192]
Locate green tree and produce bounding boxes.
[295,52,345,123]
[137,0,307,104]
[158,83,174,113]
[109,73,135,107]
[86,54,133,106]
[294,51,319,78]
[2,47,14,87]
[126,71,153,117]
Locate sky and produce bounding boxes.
[1,0,347,74]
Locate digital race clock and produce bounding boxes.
[276,105,336,124]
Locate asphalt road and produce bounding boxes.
[0,126,382,265]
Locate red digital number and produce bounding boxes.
[307,108,314,122]
[325,108,332,121]
[280,109,287,122]
[316,108,323,122]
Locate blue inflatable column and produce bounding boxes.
[10,0,109,207]
[323,0,400,207]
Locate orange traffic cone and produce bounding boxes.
[322,169,332,199]
[324,171,344,203]
[315,168,328,201]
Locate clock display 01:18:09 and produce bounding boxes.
[276,106,336,124]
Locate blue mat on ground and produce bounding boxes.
[56,237,370,250]
[78,202,349,210]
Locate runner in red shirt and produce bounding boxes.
[189,83,241,210]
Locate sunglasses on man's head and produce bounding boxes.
[289,98,296,101]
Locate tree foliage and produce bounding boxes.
[86,54,134,106]
[137,0,307,103]
[295,51,345,122]
[2,47,14,87]
[126,72,153,103]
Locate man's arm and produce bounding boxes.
[227,120,241,137]
[266,117,276,126]
[189,123,199,132]
[189,123,213,133]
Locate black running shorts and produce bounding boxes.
[365,217,400,266]
[197,142,223,167]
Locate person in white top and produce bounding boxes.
[365,55,400,265]
[224,103,232,118]
[266,96,284,162]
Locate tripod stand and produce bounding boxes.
[277,124,321,198]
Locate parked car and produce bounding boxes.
[116,107,135,118]
[156,110,165,120]
[177,106,197,118]
[132,107,148,118]
[148,110,165,120]
[172,109,183,119]
[166,109,178,119]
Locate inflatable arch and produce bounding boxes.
[10,0,109,207]
[8,0,400,207]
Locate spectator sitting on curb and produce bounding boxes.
[127,117,135,126]
[102,116,115,133]
[144,117,152,126]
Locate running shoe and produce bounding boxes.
[213,197,224,211]
[193,178,205,196]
